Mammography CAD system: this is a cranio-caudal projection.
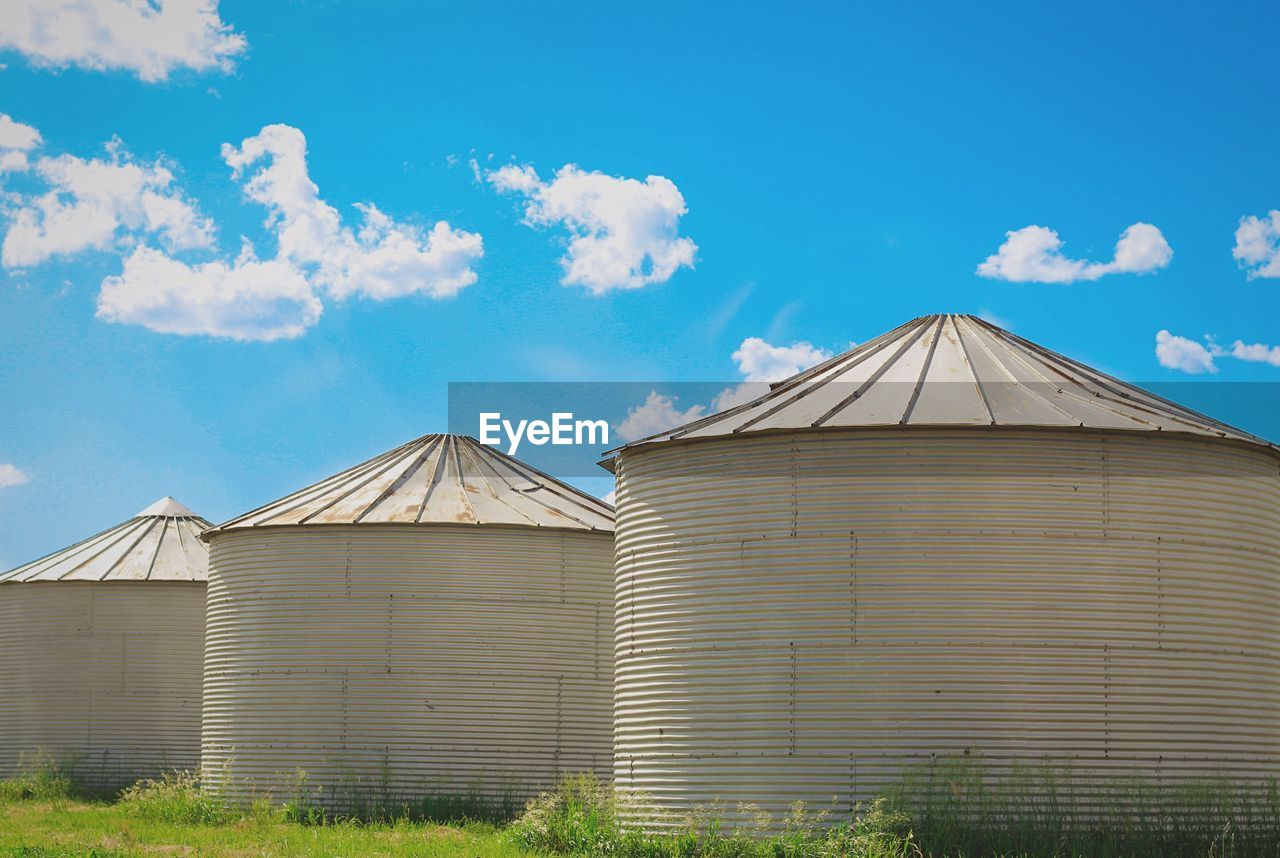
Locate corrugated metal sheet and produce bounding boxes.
[204,434,614,536]
[0,497,211,583]
[604,314,1275,468]
[612,428,1280,825]
[202,525,615,807]
[0,582,206,790]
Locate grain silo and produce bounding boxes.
[0,497,211,792]
[605,313,1280,823]
[200,433,615,809]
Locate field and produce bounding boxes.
[2,759,1279,858]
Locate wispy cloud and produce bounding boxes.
[978,309,1013,329]
[0,463,30,489]
[979,223,1172,283]
[0,0,247,82]
[704,281,753,339]
[487,161,696,293]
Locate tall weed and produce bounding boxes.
[0,750,77,802]
[510,774,921,857]
[118,770,233,825]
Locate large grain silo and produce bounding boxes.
[201,433,615,809]
[605,313,1280,823]
[0,497,211,792]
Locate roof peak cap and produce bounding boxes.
[135,496,199,518]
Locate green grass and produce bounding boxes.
[3,757,1280,857]
[505,764,1280,857]
[0,756,525,857]
[883,755,1280,857]
[509,774,920,857]
[0,797,522,857]
[0,752,78,804]
[266,768,525,826]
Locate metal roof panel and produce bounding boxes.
[606,314,1276,461]
[205,434,615,537]
[0,498,211,583]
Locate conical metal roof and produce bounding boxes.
[204,434,614,537]
[606,313,1276,464]
[0,497,211,583]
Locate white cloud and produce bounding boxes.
[602,488,617,506]
[223,124,482,301]
[0,0,246,82]
[731,336,833,383]
[1155,330,1217,374]
[1156,329,1280,374]
[1233,211,1280,279]
[2,140,214,267]
[0,150,30,173]
[616,392,706,442]
[978,226,1081,283]
[1,122,482,340]
[1228,339,1280,367]
[489,162,696,293]
[488,163,541,195]
[709,382,769,412]
[0,114,40,151]
[0,113,40,172]
[0,463,30,488]
[97,244,321,341]
[1106,223,1173,274]
[704,337,833,412]
[617,336,834,441]
[978,223,1172,283]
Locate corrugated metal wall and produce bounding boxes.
[613,428,1280,824]
[202,525,614,808]
[0,582,205,792]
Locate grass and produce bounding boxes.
[267,768,525,826]
[0,752,78,804]
[2,755,1279,857]
[885,755,1280,858]
[0,754,523,857]
[509,774,920,857]
[0,798,522,857]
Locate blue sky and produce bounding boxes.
[2,1,1279,567]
